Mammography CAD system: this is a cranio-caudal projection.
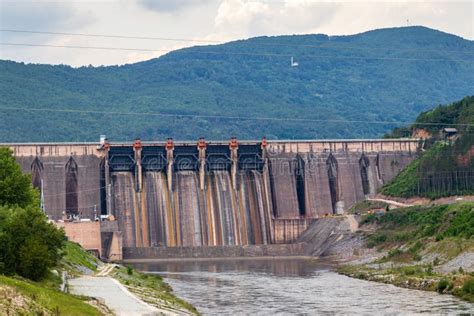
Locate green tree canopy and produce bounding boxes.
[0,147,38,208]
[0,147,66,281]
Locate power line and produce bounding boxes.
[0,105,473,127]
[0,29,222,44]
[1,42,473,63]
[1,29,473,55]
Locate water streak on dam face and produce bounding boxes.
[9,139,420,248]
[112,168,272,248]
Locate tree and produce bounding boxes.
[0,147,38,208]
[0,148,66,281]
[0,205,66,280]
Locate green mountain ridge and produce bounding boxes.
[0,26,473,142]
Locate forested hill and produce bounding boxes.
[0,26,473,142]
[382,96,474,198]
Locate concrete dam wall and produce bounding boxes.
[6,139,419,252]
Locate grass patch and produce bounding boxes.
[363,202,474,244]
[61,242,100,275]
[112,266,198,315]
[0,275,100,315]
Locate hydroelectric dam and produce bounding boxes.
[7,138,419,260]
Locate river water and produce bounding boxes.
[133,258,474,315]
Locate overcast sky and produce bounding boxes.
[0,0,472,66]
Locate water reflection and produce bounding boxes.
[134,257,328,277]
[132,258,474,315]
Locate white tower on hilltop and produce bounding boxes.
[291,56,299,67]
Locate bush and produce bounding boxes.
[426,265,433,275]
[127,266,133,275]
[462,279,474,295]
[437,279,450,293]
[0,205,66,280]
[388,248,403,258]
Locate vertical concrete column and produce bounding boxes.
[103,141,112,215]
[133,138,143,192]
[229,137,238,190]
[133,138,145,247]
[198,137,206,191]
[166,138,174,192]
[261,136,273,242]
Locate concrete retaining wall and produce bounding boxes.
[123,243,307,260]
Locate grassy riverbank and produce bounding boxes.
[0,241,105,315]
[339,202,474,303]
[0,275,104,315]
[1,241,199,314]
[112,266,199,314]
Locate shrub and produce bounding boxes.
[426,265,433,275]
[437,279,449,293]
[462,279,474,295]
[127,265,133,275]
[388,248,403,258]
[0,205,66,280]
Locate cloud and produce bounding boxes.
[137,0,216,13]
[0,1,93,32]
[206,0,472,42]
[206,0,340,41]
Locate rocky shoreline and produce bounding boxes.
[309,211,474,303]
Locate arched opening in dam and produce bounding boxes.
[65,157,79,216]
[359,155,371,195]
[295,155,306,217]
[326,154,340,214]
[31,157,43,190]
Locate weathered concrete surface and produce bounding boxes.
[297,216,364,258]
[267,139,419,154]
[272,219,316,244]
[6,139,420,250]
[56,221,102,257]
[123,243,306,260]
[12,143,103,220]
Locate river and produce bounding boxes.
[132,258,474,315]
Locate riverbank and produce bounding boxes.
[66,242,199,315]
[327,202,474,303]
[0,241,198,315]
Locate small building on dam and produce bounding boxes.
[5,137,420,261]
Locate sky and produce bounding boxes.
[0,0,472,66]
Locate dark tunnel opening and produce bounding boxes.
[359,155,370,195]
[295,155,306,217]
[31,157,43,191]
[65,157,79,216]
[327,154,339,214]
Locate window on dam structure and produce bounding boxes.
[359,155,370,195]
[326,154,339,214]
[31,157,43,190]
[65,157,79,215]
[295,155,306,216]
